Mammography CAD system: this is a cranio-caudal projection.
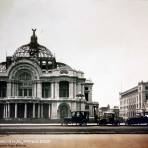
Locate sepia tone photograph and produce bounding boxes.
[0,0,148,147]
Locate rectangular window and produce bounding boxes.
[85,87,88,90]
[24,89,27,96]
[19,89,22,96]
[85,92,89,101]
[0,81,7,97]
[42,82,51,98]
[59,81,69,98]
[28,89,32,97]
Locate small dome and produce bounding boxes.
[13,29,53,58]
[57,62,73,70]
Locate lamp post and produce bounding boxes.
[142,100,147,116]
[76,93,84,111]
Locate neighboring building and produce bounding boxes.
[99,105,119,118]
[0,30,98,121]
[120,81,148,119]
[99,104,110,117]
[112,106,120,118]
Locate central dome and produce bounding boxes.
[13,29,53,58]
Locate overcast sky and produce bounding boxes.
[0,0,148,107]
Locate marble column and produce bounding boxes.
[51,83,54,98]
[15,103,17,118]
[7,82,11,97]
[69,82,73,99]
[37,82,42,98]
[48,104,51,118]
[81,84,84,96]
[3,104,5,118]
[77,83,81,95]
[13,82,16,96]
[41,104,43,118]
[54,82,59,99]
[12,82,15,96]
[33,82,37,98]
[33,103,35,118]
[8,103,10,118]
[73,82,76,98]
[24,103,27,118]
[51,103,57,119]
[16,82,19,97]
[38,104,40,118]
[5,104,8,118]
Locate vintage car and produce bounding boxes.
[61,111,89,126]
[97,112,121,125]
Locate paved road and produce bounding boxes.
[0,124,148,134]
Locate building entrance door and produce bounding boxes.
[17,103,24,118]
[59,103,69,119]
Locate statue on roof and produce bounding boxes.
[32,29,36,36]
[30,28,38,45]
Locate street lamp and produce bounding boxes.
[76,92,84,111]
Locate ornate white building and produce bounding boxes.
[0,30,98,122]
[120,81,148,119]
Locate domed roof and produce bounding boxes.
[57,62,73,70]
[13,29,53,58]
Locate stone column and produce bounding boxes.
[12,82,15,96]
[41,104,43,118]
[81,84,84,96]
[37,81,42,98]
[77,83,81,95]
[33,82,37,98]
[69,82,73,99]
[48,104,51,118]
[24,103,27,118]
[51,83,54,98]
[14,83,16,96]
[15,103,17,118]
[7,82,11,97]
[90,87,92,102]
[33,103,35,118]
[16,82,19,97]
[5,104,8,118]
[3,104,5,118]
[38,104,40,118]
[8,103,10,118]
[73,82,76,99]
[51,103,57,119]
[55,82,59,99]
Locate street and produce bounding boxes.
[0,124,148,134]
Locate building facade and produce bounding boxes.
[0,30,98,121]
[120,81,148,119]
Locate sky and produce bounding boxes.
[0,0,148,107]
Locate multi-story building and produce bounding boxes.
[0,30,98,122]
[120,81,148,119]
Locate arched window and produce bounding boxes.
[18,72,32,97]
[18,72,31,81]
[59,81,69,98]
[58,103,70,118]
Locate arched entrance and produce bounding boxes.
[58,103,70,119]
